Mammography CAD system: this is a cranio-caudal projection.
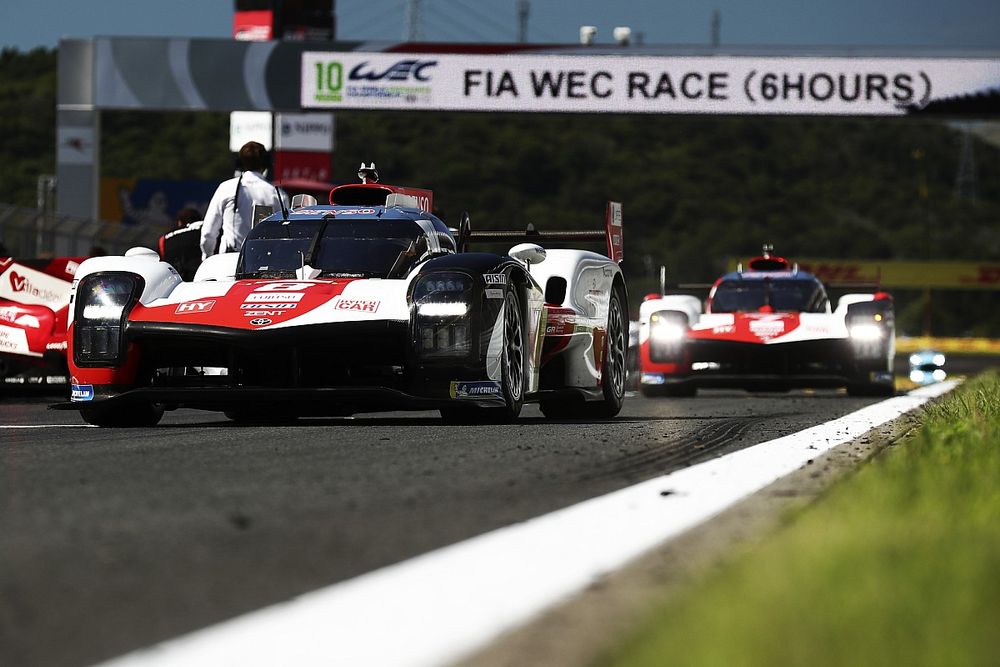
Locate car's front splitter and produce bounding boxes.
[50,383,510,415]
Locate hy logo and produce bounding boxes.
[175,300,215,315]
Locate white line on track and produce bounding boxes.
[0,424,96,428]
[100,383,956,667]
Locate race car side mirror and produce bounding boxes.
[509,243,547,266]
[125,247,160,260]
[291,194,318,210]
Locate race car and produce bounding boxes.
[638,246,895,397]
[56,170,628,426]
[0,256,83,387]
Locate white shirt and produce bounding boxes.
[199,170,290,259]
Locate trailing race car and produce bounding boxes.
[638,246,895,397]
[56,170,628,426]
[0,256,82,387]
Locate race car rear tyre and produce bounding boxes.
[440,285,525,424]
[593,285,628,417]
[81,402,164,427]
[540,284,628,419]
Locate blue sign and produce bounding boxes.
[71,383,95,401]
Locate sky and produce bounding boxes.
[1,0,999,52]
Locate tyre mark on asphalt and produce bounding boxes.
[581,417,766,483]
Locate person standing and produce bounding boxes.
[200,141,289,259]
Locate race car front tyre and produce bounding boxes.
[81,402,164,427]
[441,284,525,424]
[498,284,526,419]
[540,284,628,419]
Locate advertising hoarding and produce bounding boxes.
[302,52,1000,116]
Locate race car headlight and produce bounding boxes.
[651,322,686,343]
[73,272,144,366]
[648,310,688,362]
[417,302,469,317]
[849,324,883,342]
[846,300,893,357]
[413,272,473,359]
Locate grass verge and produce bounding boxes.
[605,372,1000,666]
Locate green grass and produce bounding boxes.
[605,372,1000,667]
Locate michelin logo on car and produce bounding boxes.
[70,382,94,401]
[450,381,502,399]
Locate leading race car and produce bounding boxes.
[56,171,628,426]
[0,256,82,387]
[638,246,895,397]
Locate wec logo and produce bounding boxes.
[312,59,437,104]
[349,59,437,82]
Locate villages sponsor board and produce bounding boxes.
[302,52,1000,115]
[0,325,36,356]
[0,264,71,308]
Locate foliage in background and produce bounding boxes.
[0,48,57,208]
[1,48,998,333]
[335,111,1000,334]
[101,110,231,181]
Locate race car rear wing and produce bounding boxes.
[459,201,623,264]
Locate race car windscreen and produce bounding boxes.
[237,218,424,278]
[711,279,827,313]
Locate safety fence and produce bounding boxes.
[0,203,168,258]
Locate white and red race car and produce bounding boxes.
[55,172,628,426]
[0,256,82,386]
[638,248,895,396]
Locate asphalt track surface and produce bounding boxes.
[0,387,903,667]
